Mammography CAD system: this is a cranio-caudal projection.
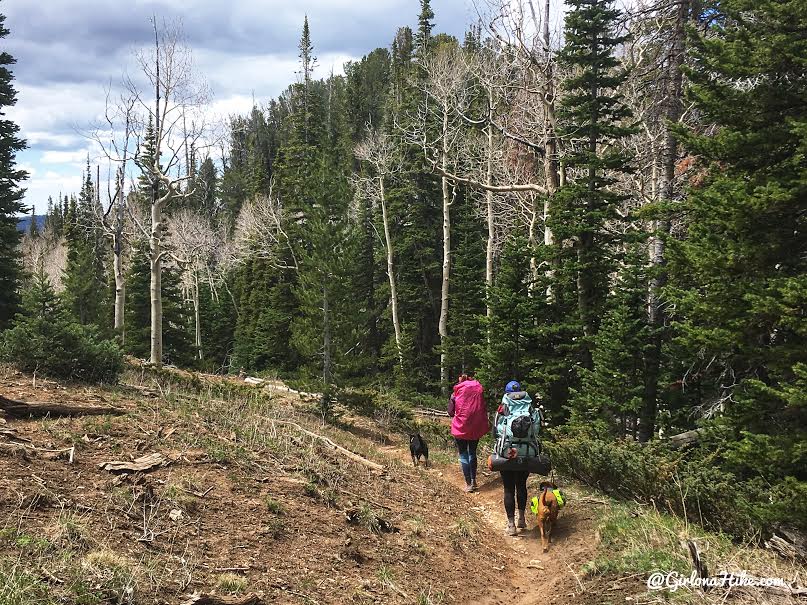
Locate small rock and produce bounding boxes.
[169,508,183,521]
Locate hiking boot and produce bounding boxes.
[506,520,517,536]
[471,479,478,490]
[464,484,475,493]
[517,512,527,529]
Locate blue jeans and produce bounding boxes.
[455,438,479,485]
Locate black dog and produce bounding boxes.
[409,433,429,468]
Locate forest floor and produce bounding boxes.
[1,363,803,605]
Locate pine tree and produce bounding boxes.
[570,243,649,438]
[1,266,123,382]
[477,237,535,402]
[552,0,635,418]
[0,11,27,328]
[124,247,193,366]
[667,0,806,484]
[194,156,218,216]
[445,191,485,377]
[27,206,37,238]
[414,0,435,58]
[62,165,109,329]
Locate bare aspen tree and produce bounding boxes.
[20,227,67,289]
[233,188,298,271]
[414,44,471,391]
[91,90,138,342]
[485,0,564,282]
[461,46,514,311]
[126,19,209,367]
[355,129,404,369]
[166,208,219,361]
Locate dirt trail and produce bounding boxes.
[377,442,600,605]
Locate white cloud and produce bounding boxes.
[4,0,475,214]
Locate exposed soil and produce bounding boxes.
[0,367,641,605]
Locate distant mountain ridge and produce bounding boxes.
[16,215,46,233]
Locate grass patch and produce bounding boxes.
[0,559,55,605]
[264,497,285,515]
[583,505,693,578]
[215,572,248,595]
[80,549,139,602]
[448,517,477,551]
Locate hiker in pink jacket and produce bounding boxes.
[448,371,489,492]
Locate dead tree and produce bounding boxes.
[621,0,693,441]
[92,90,138,342]
[355,129,404,369]
[166,208,219,361]
[126,19,209,367]
[412,45,471,392]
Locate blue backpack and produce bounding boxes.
[488,391,550,474]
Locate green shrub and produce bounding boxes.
[546,430,806,539]
[0,271,123,383]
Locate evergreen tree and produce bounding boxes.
[538,0,636,421]
[554,0,634,369]
[232,257,296,373]
[667,0,806,485]
[62,165,109,329]
[43,195,63,237]
[124,247,193,366]
[198,278,236,372]
[27,206,37,238]
[570,243,649,437]
[194,156,218,216]
[445,192,485,377]
[1,266,123,382]
[414,0,435,58]
[0,11,27,328]
[477,237,535,403]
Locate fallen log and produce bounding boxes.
[766,526,807,563]
[272,420,384,472]
[0,442,31,460]
[413,407,449,418]
[99,452,168,474]
[0,426,32,443]
[0,395,125,419]
[665,428,704,449]
[181,593,261,605]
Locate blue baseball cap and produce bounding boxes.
[505,380,521,393]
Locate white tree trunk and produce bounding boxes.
[193,270,202,361]
[540,0,559,294]
[113,172,126,342]
[485,115,495,318]
[379,177,403,369]
[113,236,125,339]
[150,201,163,366]
[439,106,451,392]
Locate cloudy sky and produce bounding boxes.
[3,0,475,214]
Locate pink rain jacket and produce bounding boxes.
[450,379,489,440]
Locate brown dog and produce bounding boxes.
[535,481,560,552]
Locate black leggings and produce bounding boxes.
[501,470,529,519]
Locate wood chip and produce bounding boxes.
[99,452,168,474]
[181,593,261,605]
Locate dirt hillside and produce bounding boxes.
[2,366,802,605]
[0,367,607,605]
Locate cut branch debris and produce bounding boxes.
[272,420,384,472]
[0,395,125,419]
[99,452,168,474]
[181,593,261,605]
